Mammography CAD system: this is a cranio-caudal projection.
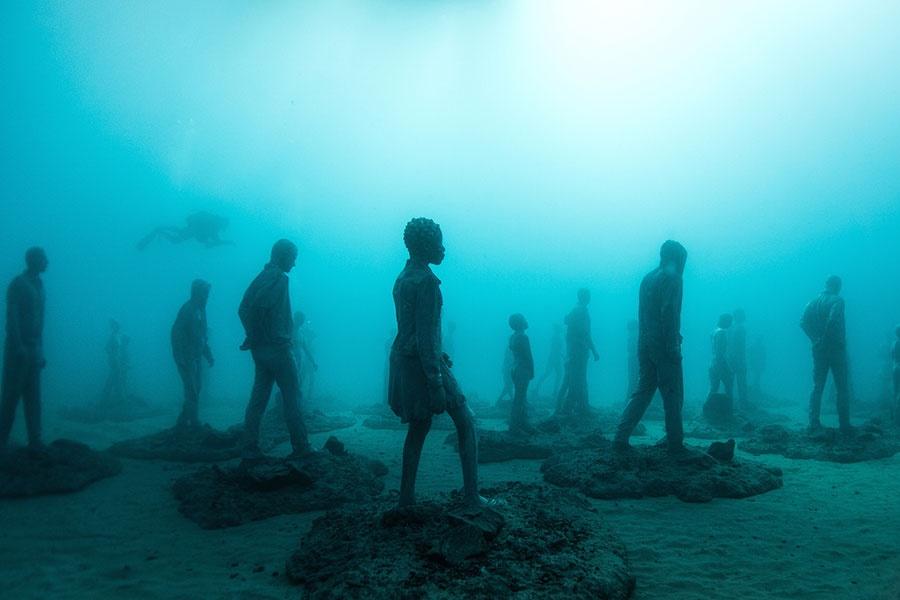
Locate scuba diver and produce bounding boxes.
[137,211,234,250]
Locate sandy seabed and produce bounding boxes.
[1,400,898,600]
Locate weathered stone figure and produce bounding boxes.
[614,240,687,453]
[101,319,128,407]
[708,313,734,400]
[292,310,318,388]
[496,348,514,407]
[800,275,851,432]
[0,247,48,449]
[238,240,310,459]
[556,288,599,416]
[171,279,214,430]
[388,217,490,509]
[729,308,748,408]
[508,313,535,434]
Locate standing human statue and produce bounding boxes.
[624,319,639,403]
[171,279,214,431]
[614,240,688,453]
[0,247,48,449]
[729,308,748,409]
[800,275,851,433]
[708,313,734,401]
[891,326,899,424]
[508,313,535,434]
[387,217,492,509]
[101,319,128,407]
[293,312,318,401]
[535,323,564,398]
[556,288,599,416]
[238,239,311,459]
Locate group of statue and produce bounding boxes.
[2,218,899,511]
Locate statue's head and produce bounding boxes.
[718,313,733,329]
[270,239,298,273]
[659,240,687,275]
[825,275,842,294]
[733,308,745,324]
[25,247,48,274]
[577,288,591,306]
[109,318,121,333]
[403,218,444,265]
[508,313,528,332]
[191,279,211,305]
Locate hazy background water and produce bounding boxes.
[2,1,898,422]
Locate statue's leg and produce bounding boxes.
[446,403,480,505]
[399,417,431,507]
[615,353,657,446]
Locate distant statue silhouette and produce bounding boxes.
[507,313,535,434]
[708,313,734,400]
[556,288,599,416]
[729,308,748,408]
[137,211,234,250]
[171,279,214,431]
[0,247,49,449]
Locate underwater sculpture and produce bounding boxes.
[100,319,129,408]
[0,247,48,449]
[556,288,599,416]
[239,239,311,460]
[739,420,900,463]
[801,275,851,433]
[172,279,215,431]
[136,210,234,250]
[387,217,491,509]
[730,308,749,408]
[535,322,564,397]
[614,240,688,453]
[507,313,535,434]
[704,313,735,424]
[708,313,734,401]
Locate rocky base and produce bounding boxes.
[108,424,243,462]
[738,421,900,463]
[173,438,388,529]
[286,482,634,600]
[0,439,122,497]
[363,413,455,431]
[541,441,783,503]
[59,396,167,424]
